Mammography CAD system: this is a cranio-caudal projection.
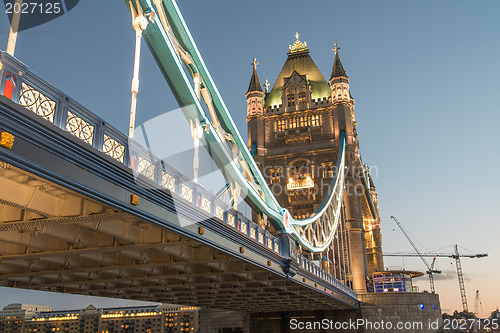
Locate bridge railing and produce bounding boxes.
[0,51,356,300]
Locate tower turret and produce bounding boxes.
[246,58,265,154]
[329,43,351,105]
[329,43,356,141]
[246,58,264,117]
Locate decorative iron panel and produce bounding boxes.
[66,111,95,145]
[227,214,235,227]
[181,184,193,202]
[19,82,56,123]
[215,206,224,220]
[102,134,125,163]
[200,197,211,213]
[162,171,176,192]
[137,157,155,181]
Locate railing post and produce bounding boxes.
[54,96,69,129]
[154,159,162,186]
[0,61,23,103]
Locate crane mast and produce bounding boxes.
[474,290,481,333]
[454,244,468,312]
[474,290,481,316]
[428,257,437,295]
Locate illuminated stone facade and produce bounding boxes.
[246,35,384,293]
[0,303,199,333]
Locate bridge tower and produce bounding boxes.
[329,44,369,293]
[246,35,384,294]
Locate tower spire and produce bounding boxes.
[246,58,264,117]
[329,43,351,105]
[330,43,348,80]
[247,57,263,93]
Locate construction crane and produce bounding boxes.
[474,290,482,333]
[454,244,469,312]
[384,244,487,312]
[475,290,482,316]
[428,257,440,294]
[388,216,441,293]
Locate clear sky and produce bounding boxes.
[1,0,499,318]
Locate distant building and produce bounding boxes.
[0,303,199,333]
[0,303,53,333]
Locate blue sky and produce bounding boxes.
[1,0,499,317]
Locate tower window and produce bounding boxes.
[311,114,321,127]
[286,88,296,107]
[276,118,286,132]
[289,117,297,129]
[337,87,342,100]
[298,86,307,105]
[298,116,307,127]
[298,92,306,105]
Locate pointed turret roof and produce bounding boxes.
[247,58,263,94]
[330,43,348,80]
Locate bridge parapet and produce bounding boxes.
[0,50,356,300]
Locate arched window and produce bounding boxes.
[298,115,307,127]
[286,88,295,107]
[310,114,321,127]
[298,86,307,105]
[276,118,286,132]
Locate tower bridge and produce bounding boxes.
[0,0,442,332]
[0,50,356,312]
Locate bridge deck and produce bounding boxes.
[0,163,346,312]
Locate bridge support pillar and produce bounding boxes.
[344,151,369,294]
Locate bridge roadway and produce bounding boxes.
[0,52,357,312]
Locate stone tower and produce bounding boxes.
[246,58,265,151]
[246,34,384,293]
